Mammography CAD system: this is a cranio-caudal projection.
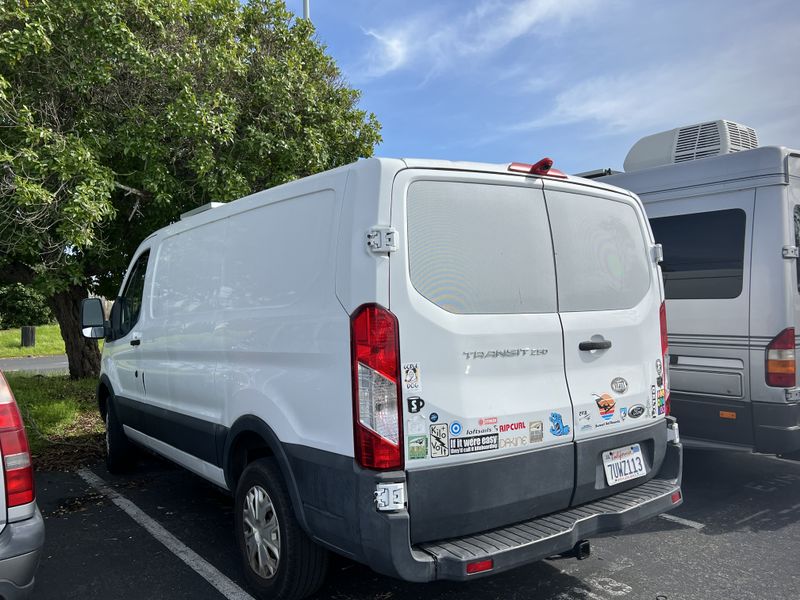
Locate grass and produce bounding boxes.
[0,323,65,358]
[5,372,104,470]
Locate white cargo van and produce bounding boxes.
[81,157,683,599]
[597,120,800,456]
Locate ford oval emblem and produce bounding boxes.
[628,404,645,419]
[611,377,628,394]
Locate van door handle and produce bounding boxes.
[130,332,142,346]
[130,339,141,346]
[579,340,612,351]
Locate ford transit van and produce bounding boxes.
[81,157,683,599]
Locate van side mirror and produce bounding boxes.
[80,298,108,339]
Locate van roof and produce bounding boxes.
[600,146,800,197]
[141,156,634,244]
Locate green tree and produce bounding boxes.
[0,0,381,378]
[0,283,53,329]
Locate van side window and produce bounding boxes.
[649,209,745,299]
[117,250,150,337]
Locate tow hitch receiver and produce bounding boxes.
[574,539,591,560]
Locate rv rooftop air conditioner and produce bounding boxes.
[623,120,758,172]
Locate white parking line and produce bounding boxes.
[734,509,770,525]
[659,513,705,530]
[78,468,255,600]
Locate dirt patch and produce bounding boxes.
[32,427,105,471]
[48,491,108,517]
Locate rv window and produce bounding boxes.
[406,180,557,314]
[649,209,746,299]
[794,206,800,292]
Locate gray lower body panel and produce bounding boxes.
[0,507,45,599]
[671,393,800,454]
[286,434,682,583]
[406,443,574,544]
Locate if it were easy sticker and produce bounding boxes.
[402,362,422,394]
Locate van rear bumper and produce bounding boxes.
[752,401,800,455]
[355,440,682,582]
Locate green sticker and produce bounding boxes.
[408,435,428,459]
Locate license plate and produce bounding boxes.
[602,443,647,486]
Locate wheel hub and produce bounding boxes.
[243,485,281,579]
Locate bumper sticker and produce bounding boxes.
[449,433,499,455]
[549,412,571,436]
[402,362,422,394]
[408,435,428,459]
[429,424,449,458]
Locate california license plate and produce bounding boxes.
[602,444,647,486]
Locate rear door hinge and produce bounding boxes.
[366,226,397,254]
[782,245,798,258]
[652,243,664,264]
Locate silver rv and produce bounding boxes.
[595,120,800,456]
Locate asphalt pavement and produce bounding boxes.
[32,448,800,600]
[0,355,68,373]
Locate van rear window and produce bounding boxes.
[649,209,746,300]
[546,189,651,312]
[406,181,557,314]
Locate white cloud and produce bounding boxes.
[357,0,603,79]
[507,29,800,144]
[362,29,409,78]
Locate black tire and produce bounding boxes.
[235,458,328,600]
[105,395,134,473]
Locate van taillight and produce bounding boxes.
[350,304,403,471]
[766,327,796,388]
[0,372,35,507]
[659,301,671,415]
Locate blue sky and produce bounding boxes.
[288,0,800,173]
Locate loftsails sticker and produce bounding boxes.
[403,362,422,393]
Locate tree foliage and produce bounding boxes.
[0,283,53,329]
[0,0,381,375]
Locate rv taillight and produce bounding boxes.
[351,304,403,471]
[0,372,35,507]
[766,327,796,388]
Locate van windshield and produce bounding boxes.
[406,180,557,314]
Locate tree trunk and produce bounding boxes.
[49,285,101,379]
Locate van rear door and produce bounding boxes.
[544,181,667,504]
[389,170,574,543]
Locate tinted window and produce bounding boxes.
[117,251,149,337]
[649,209,745,299]
[546,190,651,312]
[406,180,557,314]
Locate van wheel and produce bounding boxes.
[235,458,328,600]
[105,396,133,473]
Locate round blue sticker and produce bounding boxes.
[429,412,439,423]
[450,421,462,436]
